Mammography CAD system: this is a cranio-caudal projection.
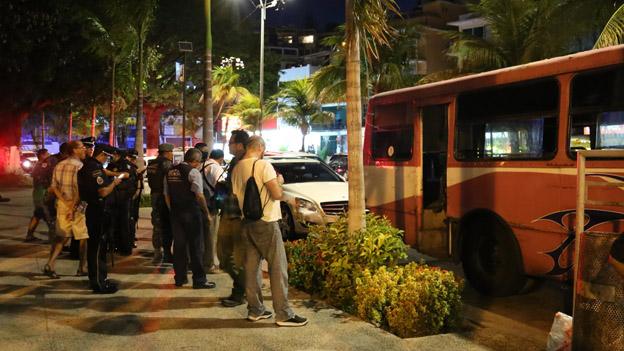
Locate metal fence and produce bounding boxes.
[573,150,624,351]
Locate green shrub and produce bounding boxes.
[285,214,407,311]
[356,263,463,338]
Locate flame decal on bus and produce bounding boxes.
[534,209,624,275]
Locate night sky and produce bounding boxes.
[260,0,422,31]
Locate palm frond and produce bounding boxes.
[595,4,624,48]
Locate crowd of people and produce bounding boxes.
[23,130,307,327]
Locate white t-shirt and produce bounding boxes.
[202,159,225,197]
[231,157,281,222]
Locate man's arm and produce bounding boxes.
[98,178,121,198]
[265,174,284,201]
[189,169,210,215]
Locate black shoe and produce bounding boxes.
[221,297,245,307]
[163,253,174,264]
[24,235,37,242]
[93,282,118,294]
[247,310,273,321]
[276,315,308,327]
[0,196,10,203]
[193,282,216,289]
[175,278,189,287]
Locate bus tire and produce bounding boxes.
[461,213,527,297]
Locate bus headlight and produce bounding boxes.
[22,160,32,169]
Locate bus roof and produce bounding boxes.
[371,44,624,103]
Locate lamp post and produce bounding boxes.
[178,41,193,151]
[257,0,281,132]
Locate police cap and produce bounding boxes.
[158,143,174,153]
[93,144,116,158]
[80,137,96,148]
[126,149,139,158]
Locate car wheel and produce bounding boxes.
[461,215,527,297]
[279,203,296,241]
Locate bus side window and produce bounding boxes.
[569,66,624,157]
[372,103,414,161]
[455,79,559,161]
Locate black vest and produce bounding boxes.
[147,157,170,194]
[166,163,199,212]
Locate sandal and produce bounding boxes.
[43,264,60,279]
[75,269,87,277]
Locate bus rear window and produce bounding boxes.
[569,66,624,156]
[455,79,558,160]
[372,103,413,160]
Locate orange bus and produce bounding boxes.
[363,45,624,296]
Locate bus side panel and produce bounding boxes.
[364,165,421,245]
[446,168,567,275]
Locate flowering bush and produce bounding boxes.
[356,263,463,338]
[285,214,463,337]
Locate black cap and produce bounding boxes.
[93,144,115,157]
[126,149,138,158]
[80,137,96,148]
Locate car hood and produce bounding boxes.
[282,182,348,204]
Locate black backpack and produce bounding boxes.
[201,161,226,212]
[243,160,264,220]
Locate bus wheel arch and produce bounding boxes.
[459,209,527,297]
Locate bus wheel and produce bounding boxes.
[461,216,527,297]
[279,203,296,241]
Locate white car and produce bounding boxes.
[266,156,348,240]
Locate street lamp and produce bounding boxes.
[178,41,193,151]
[256,0,284,131]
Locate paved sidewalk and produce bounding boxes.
[0,188,489,351]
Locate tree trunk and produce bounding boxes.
[222,114,230,148]
[203,0,214,150]
[345,0,366,233]
[41,111,46,148]
[68,110,73,141]
[91,106,96,137]
[110,60,116,146]
[301,133,306,152]
[136,34,145,160]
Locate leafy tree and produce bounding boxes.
[270,79,334,151]
[344,0,399,233]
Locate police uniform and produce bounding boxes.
[107,149,136,255]
[78,145,117,293]
[146,146,174,263]
[165,161,210,287]
[127,149,143,247]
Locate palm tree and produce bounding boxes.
[311,23,419,103]
[78,4,135,146]
[345,0,399,233]
[112,0,157,159]
[595,3,624,48]
[271,79,334,151]
[224,91,267,133]
[211,66,249,143]
[446,0,618,73]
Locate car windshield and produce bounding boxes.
[272,162,343,184]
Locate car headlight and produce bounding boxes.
[295,197,318,213]
[22,160,32,169]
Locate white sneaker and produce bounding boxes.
[276,315,308,327]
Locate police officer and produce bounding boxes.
[164,148,215,289]
[107,148,136,255]
[127,149,144,248]
[146,143,174,264]
[78,144,126,294]
[81,137,96,158]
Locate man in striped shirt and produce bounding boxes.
[43,141,88,279]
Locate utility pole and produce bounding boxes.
[41,111,45,149]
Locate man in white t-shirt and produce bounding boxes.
[200,148,225,273]
[231,136,307,327]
